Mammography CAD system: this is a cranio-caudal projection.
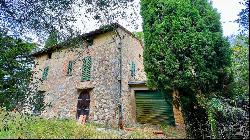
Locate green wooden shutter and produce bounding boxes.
[133,62,136,77]
[42,66,49,80]
[81,56,92,81]
[135,90,175,125]
[67,61,73,75]
[130,61,133,77]
[130,61,136,77]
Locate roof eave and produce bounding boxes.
[30,23,144,57]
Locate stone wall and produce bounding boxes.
[30,26,184,128]
[116,28,185,127]
[30,31,122,127]
[116,28,147,126]
[89,32,120,127]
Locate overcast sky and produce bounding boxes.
[211,0,244,36]
[125,0,245,37]
[31,0,245,45]
[82,0,245,37]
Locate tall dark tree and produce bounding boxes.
[0,31,34,111]
[141,0,232,97]
[44,31,58,48]
[141,0,232,138]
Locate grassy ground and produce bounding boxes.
[0,109,186,139]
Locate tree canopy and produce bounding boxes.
[0,0,139,44]
[44,31,58,48]
[230,35,249,97]
[0,31,34,111]
[236,0,249,34]
[141,0,232,97]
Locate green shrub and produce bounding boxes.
[0,108,187,139]
[199,96,249,139]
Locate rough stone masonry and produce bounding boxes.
[29,23,184,128]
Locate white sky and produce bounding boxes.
[29,0,245,45]
[81,0,245,37]
[127,0,245,37]
[211,0,245,36]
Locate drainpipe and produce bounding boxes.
[116,30,124,130]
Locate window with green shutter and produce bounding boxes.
[87,39,93,49]
[81,56,92,81]
[42,66,49,80]
[67,61,73,75]
[130,61,136,77]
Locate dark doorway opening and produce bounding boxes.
[76,90,90,120]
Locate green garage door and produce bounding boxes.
[135,90,175,125]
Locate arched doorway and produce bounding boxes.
[76,90,90,120]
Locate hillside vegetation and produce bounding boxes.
[0,108,186,139]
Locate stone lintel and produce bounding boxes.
[76,81,94,90]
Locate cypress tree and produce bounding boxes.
[141,0,232,97]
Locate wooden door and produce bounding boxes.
[76,91,90,120]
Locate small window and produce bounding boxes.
[87,39,93,49]
[67,61,73,76]
[79,41,84,48]
[33,91,45,115]
[42,66,49,80]
[130,61,136,77]
[48,52,52,59]
[139,54,141,58]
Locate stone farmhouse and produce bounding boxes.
[30,23,184,128]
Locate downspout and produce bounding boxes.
[116,29,124,130]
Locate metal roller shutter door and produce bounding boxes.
[135,90,175,125]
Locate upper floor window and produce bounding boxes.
[130,61,136,77]
[81,56,92,81]
[42,66,49,80]
[48,52,52,59]
[87,39,93,49]
[67,61,73,76]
